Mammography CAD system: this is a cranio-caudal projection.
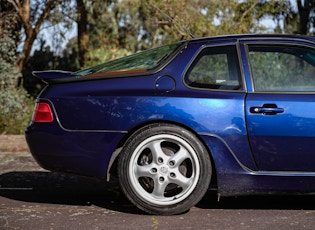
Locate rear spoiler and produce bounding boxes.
[31,69,151,84]
[32,70,76,84]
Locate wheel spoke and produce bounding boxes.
[152,179,168,197]
[169,146,191,167]
[135,164,155,178]
[147,140,165,163]
[169,171,193,190]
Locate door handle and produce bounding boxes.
[250,104,284,115]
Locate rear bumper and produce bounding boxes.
[25,121,125,178]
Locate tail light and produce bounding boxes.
[32,102,54,122]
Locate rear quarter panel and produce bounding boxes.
[42,74,256,172]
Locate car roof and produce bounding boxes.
[188,34,315,44]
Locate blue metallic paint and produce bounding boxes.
[246,93,315,171]
[26,119,126,177]
[26,34,315,197]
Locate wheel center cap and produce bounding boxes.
[159,166,169,175]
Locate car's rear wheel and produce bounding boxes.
[118,123,212,215]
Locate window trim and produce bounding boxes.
[183,42,245,92]
[244,41,315,94]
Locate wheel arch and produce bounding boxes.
[107,120,218,189]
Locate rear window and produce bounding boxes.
[185,45,242,90]
[75,42,184,77]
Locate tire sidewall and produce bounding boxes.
[118,123,211,215]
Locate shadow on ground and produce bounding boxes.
[1,171,315,214]
[0,171,143,214]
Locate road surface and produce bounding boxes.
[1,136,315,229]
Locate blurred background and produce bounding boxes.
[0,0,314,134]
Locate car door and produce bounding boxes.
[244,41,315,172]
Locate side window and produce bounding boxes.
[185,45,242,90]
[248,45,315,92]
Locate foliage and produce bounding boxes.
[9,0,315,73]
[3,0,315,134]
[83,0,287,67]
[0,12,33,134]
[5,0,74,71]
[79,42,182,75]
[0,88,34,134]
[84,45,131,68]
[23,38,79,97]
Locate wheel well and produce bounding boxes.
[108,120,217,188]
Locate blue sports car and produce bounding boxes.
[26,34,315,215]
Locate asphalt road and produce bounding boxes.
[1,141,315,229]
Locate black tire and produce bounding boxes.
[118,123,212,215]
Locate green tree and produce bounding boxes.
[82,0,288,67]
[6,0,73,72]
[0,11,32,134]
[23,39,79,97]
[270,0,315,35]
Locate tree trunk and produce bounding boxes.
[77,0,89,67]
[297,0,311,34]
[16,29,36,72]
[10,0,57,72]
